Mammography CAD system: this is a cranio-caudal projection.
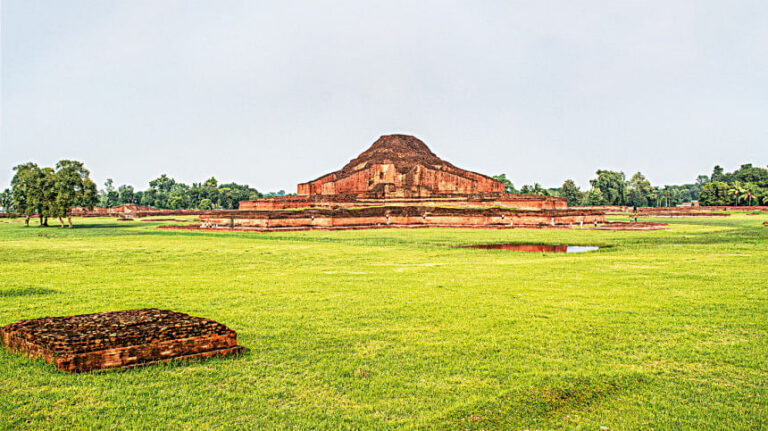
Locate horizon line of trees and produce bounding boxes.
[492,163,768,207]
[95,174,290,210]
[0,164,294,225]
[3,162,767,224]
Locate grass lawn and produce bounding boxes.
[1,214,766,429]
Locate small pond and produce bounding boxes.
[462,244,600,253]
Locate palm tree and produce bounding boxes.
[728,182,746,206]
[738,184,757,206]
[739,189,753,206]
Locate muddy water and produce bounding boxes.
[462,244,600,253]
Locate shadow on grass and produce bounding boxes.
[0,287,59,297]
[14,222,133,230]
[445,372,649,427]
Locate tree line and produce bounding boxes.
[3,161,766,225]
[0,161,289,226]
[96,174,284,210]
[493,163,768,207]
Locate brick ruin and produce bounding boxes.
[198,206,604,230]
[297,134,505,197]
[0,309,243,372]
[70,204,217,218]
[198,134,604,230]
[239,193,565,211]
[571,205,768,216]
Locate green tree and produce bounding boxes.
[627,172,652,207]
[581,188,606,205]
[218,187,233,209]
[52,160,98,227]
[167,183,190,209]
[149,174,176,192]
[0,188,14,213]
[144,175,178,208]
[628,189,647,207]
[560,179,582,206]
[589,170,627,205]
[520,183,549,196]
[38,167,57,226]
[711,165,726,182]
[118,184,135,204]
[11,163,53,226]
[218,182,263,209]
[140,189,158,208]
[100,178,119,207]
[167,195,185,209]
[648,187,661,207]
[203,177,218,188]
[732,163,768,187]
[728,182,746,206]
[741,183,760,206]
[699,181,731,206]
[492,174,517,194]
[199,198,212,210]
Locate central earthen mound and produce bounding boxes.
[298,134,505,197]
[0,309,243,372]
[340,134,448,175]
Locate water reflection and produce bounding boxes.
[463,244,600,253]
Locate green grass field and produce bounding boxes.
[1,214,766,429]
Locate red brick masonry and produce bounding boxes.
[198,206,605,230]
[0,309,243,372]
[239,193,566,211]
[192,134,594,231]
[296,135,506,197]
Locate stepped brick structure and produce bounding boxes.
[0,309,243,372]
[239,134,567,211]
[297,134,505,197]
[199,206,604,230]
[239,193,564,211]
[197,134,604,230]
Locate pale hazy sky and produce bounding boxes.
[2,1,767,192]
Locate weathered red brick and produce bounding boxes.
[0,309,243,372]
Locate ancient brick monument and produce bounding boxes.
[0,309,243,372]
[297,134,505,197]
[197,134,605,230]
[196,206,604,231]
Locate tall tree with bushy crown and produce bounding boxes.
[53,160,98,227]
[11,162,44,225]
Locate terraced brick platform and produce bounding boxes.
[195,206,604,230]
[0,309,243,372]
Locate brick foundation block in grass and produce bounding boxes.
[0,309,244,372]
